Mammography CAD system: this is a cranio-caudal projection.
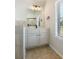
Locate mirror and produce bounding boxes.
[27,18,37,26]
[26,15,41,28]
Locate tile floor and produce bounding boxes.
[26,45,62,59]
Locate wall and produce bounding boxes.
[44,0,63,57]
[15,0,45,27]
[15,0,36,20]
[15,0,26,20]
[44,0,51,29]
[15,24,23,59]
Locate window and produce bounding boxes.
[55,0,63,37]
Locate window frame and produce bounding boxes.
[55,0,63,38]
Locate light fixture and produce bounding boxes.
[31,4,41,11]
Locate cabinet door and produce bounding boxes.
[40,32,48,45]
[27,36,39,48]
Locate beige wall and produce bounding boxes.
[44,0,63,57]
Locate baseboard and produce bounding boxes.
[49,44,63,58]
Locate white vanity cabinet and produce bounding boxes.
[27,34,40,48]
[25,27,48,48]
[40,32,48,45]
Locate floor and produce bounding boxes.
[26,45,62,59]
